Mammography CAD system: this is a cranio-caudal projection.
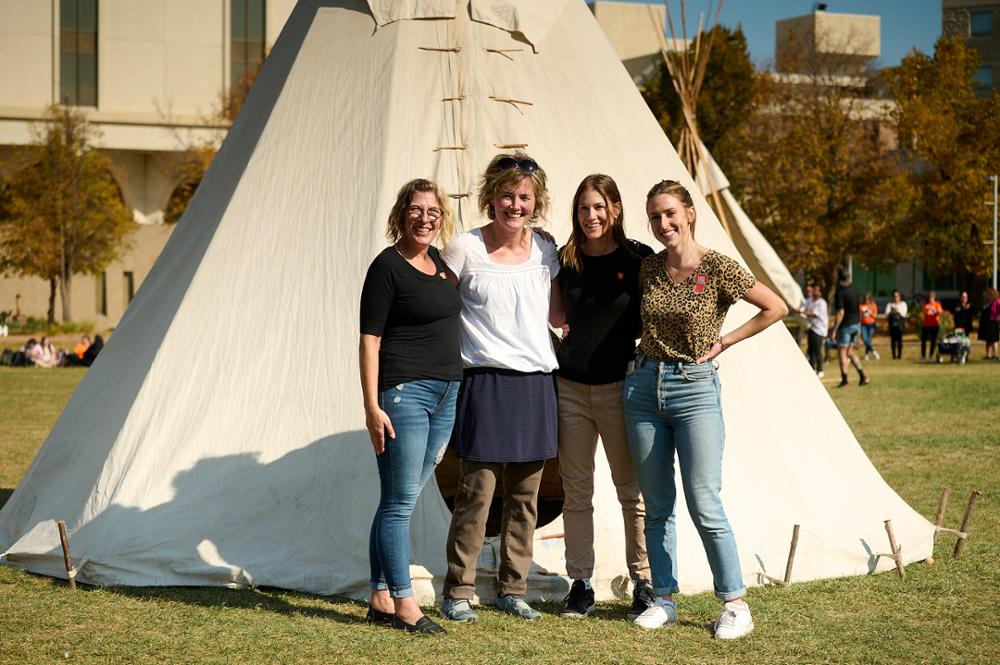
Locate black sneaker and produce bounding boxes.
[560,579,595,618]
[628,579,655,620]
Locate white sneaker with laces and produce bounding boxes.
[714,601,754,640]
[633,597,677,630]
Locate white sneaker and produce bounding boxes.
[714,601,754,640]
[633,597,677,630]
[816,370,824,378]
[872,350,881,360]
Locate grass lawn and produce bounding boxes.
[1,336,997,664]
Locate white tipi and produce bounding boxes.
[0,0,932,603]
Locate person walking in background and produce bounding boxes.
[360,179,461,635]
[920,291,943,362]
[885,290,908,360]
[979,288,1000,361]
[859,293,879,360]
[624,180,787,639]
[555,174,653,621]
[803,283,828,377]
[832,269,869,387]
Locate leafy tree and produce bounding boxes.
[725,44,913,295]
[890,36,1000,282]
[0,105,133,322]
[640,25,757,174]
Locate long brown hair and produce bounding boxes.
[560,174,626,273]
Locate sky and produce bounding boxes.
[609,0,942,68]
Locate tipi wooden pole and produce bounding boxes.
[953,491,981,558]
[933,486,951,534]
[883,520,905,578]
[783,524,801,585]
[57,520,76,591]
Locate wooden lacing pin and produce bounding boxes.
[433,144,468,152]
[489,96,534,115]
[57,520,76,591]
[756,524,800,587]
[494,143,528,149]
[873,519,906,578]
[931,487,980,559]
[442,96,466,102]
[449,192,471,199]
[419,46,461,53]
[485,48,524,61]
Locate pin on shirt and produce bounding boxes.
[693,273,710,294]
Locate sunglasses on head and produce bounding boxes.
[496,157,539,174]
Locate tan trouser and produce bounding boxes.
[557,376,650,581]
[443,459,545,599]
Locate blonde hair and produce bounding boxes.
[386,178,455,250]
[477,151,551,224]
[646,179,696,238]
[560,174,627,273]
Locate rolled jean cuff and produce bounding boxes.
[370,581,388,592]
[369,581,414,599]
[715,586,746,602]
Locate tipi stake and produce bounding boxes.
[953,491,981,558]
[57,520,76,591]
[783,524,801,584]
[933,486,951,533]
[883,519,905,578]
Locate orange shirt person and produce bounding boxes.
[74,335,91,360]
[920,292,943,361]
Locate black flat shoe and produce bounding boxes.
[391,615,447,634]
[366,607,394,625]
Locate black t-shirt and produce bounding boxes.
[954,305,974,332]
[360,246,463,390]
[834,285,861,326]
[556,240,654,384]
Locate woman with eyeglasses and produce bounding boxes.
[360,178,462,635]
[554,174,654,621]
[438,152,563,623]
[624,180,786,639]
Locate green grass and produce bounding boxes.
[1,338,998,664]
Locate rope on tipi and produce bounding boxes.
[647,0,732,236]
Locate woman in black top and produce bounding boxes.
[953,291,974,334]
[359,179,462,634]
[555,174,654,620]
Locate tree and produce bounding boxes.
[640,25,758,175]
[0,105,133,322]
[890,36,1000,283]
[725,42,912,293]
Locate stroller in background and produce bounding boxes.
[938,329,971,364]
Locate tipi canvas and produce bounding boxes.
[0,0,933,603]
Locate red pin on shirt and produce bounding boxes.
[693,273,710,294]
[616,272,625,281]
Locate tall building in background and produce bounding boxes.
[0,0,295,326]
[943,0,999,95]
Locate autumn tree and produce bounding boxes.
[890,36,1000,284]
[725,39,912,293]
[0,105,133,322]
[640,25,757,174]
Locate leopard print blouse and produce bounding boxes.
[636,249,756,362]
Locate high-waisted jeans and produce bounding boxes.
[369,379,460,598]
[623,356,746,601]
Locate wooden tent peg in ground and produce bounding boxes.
[57,520,76,591]
[931,487,981,558]
[756,524,801,587]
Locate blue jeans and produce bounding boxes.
[836,322,861,348]
[369,379,459,598]
[861,323,876,353]
[623,357,746,601]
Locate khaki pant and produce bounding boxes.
[443,459,545,599]
[557,376,650,581]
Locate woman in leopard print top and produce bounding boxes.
[624,180,787,639]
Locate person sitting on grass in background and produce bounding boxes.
[74,335,91,361]
[832,269,869,387]
[920,291,943,362]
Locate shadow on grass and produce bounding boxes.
[0,488,12,510]
[102,584,364,625]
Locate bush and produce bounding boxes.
[7,317,95,336]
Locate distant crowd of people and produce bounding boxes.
[1,334,104,368]
[798,283,1000,373]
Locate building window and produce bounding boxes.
[123,271,135,304]
[974,66,993,89]
[95,271,107,315]
[60,0,98,107]
[231,0,266,86]
[971,11,993,36]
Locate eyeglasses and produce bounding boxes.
[407,205,442,221]
[496,157,539,174]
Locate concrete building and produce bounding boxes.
[0,0,295,327]
[587,1,688,81]
[942,0,999,94]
